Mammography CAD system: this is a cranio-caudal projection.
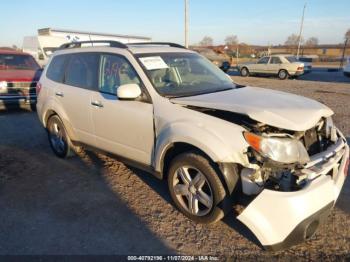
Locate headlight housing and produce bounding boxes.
[0,81,7,89]
[244,132,310,164]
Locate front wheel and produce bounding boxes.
[240,67,249,77]
[167,152,227,224]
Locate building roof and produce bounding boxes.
[38,28,151,41]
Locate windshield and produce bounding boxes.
[136,53,235,97]
[285,56,298,63]
[0,54,40,70]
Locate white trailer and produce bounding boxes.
[23,28,151,66]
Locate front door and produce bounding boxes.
[90,53,154,165]
[250,56,270,74]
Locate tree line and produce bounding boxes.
[197,29,350,47]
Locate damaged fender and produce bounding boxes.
[153,121,249,173]
[237,140,349,250]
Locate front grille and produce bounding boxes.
[0,82,36,98]
[303,128,319,155]
[301,121,334,156]
[6,82,37,88]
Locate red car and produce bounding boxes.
[0,49,42,109]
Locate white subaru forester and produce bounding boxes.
[36,41,349,251]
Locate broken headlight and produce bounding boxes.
[244,132,310,164]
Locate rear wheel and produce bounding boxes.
[278,69,289,80]
[47,115,74,158]
[167,151,227,224]
[240,67,249,77]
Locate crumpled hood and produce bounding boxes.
[171,86,334,131]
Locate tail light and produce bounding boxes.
[297,67,304,71]
[36,82,42,95]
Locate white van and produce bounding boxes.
[23,28,151,66]
[22,36,67,66]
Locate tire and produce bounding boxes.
[240,67,249,77]
[29,103,37,111]
[167,151,227,224]
[47,115,74,158]
[278,69,289,80]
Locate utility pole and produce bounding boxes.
[296,3,306,58]
[185,0,189,48]
[340,38,348,69]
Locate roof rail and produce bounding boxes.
[127,42,187,49]
[59,40,128,49]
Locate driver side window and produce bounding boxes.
[99,54,141,95]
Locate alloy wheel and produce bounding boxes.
[172,166,213,216]
[49,121,66,155]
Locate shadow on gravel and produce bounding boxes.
[0,111,175,255]
[128,166,263,250]
[0,107,33,115]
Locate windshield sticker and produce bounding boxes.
[139,56,169,70]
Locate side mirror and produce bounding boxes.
[117,83,142,100]
[38,53,45,60]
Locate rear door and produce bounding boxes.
[267,56,282,74]
[55,53,98,145]
[90,53,154,165]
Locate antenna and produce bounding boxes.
[296,3,306,58]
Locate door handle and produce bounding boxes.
[55,92,64,97]
[91,101,104,108]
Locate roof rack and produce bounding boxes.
[58,40,187,50]
[127,42,187,49]
[59,40,128,49]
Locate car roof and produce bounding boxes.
[53,42,195,56]
[271,54,294,57]
[0,49,31,56]
[127,45,194,54]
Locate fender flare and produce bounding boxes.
[154,122,248,179]
[42,99,78,141]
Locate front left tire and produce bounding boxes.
[240,67,249,77]
[167,151,228,224]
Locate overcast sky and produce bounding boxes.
[1,0,349,47]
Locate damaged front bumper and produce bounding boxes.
[237,132,349,251]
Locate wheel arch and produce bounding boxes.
[278,68,290,75]
[43,107,78,141]
[241,66,249,72]
[157,141,241,195]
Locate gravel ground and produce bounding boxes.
[0,76,349,261]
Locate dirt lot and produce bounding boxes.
[0,76,349,260]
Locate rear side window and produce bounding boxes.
[286,56,298,63]
[65,53,99,90]
[46,55,67,82]
[270,57,282,64]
